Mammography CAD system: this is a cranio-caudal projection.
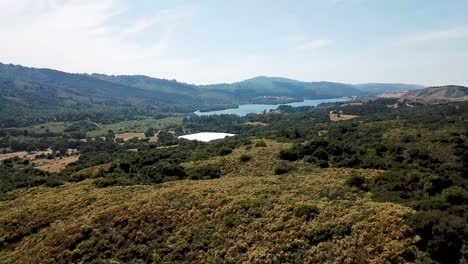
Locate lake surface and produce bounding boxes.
[194,98,348,116]
[178,132,236,142]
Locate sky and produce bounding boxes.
[1,0,467,86]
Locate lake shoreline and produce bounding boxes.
[194,97,349,116]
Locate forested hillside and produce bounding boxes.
[203,76,423,100]
[0,63,423,127]
[0,63,198,127]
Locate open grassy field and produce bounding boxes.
[14,117,182,137]
[86,117,183,137]
[114,132,146,141]
[17,122,67,134]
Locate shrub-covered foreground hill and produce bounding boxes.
[0,167,421,263]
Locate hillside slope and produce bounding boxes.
[401,85,468,101]
[205,76,365,100]
[0,168,422,263]
[355,83,425,95]
[90,74,234,105]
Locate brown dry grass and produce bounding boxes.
[379,92,407,99]
[244,121,268,126]
[115,132,145,142]
[329,111,358,122]
[0,168,422,263]
[148,131,160,143]
[34,156,80,173]
[0,149,53,161]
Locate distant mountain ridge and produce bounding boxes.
[212,77,365,99]
[0,62,428,126]
[201,76,424,101]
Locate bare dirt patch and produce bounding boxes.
[115,133,145,142]
[34,156,80,173]
[387,103,399,109]
[157,145,178,149]
[244,121,268,126]
[0,149,53,161]
[342,102,363,107]
[148,131,160,143]
[329,111,358,122]
[379,92,407,99]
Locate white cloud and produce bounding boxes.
[0,0,194,78]
[296,39,332,51]
[121,7,194,37]
[398,26,468,46]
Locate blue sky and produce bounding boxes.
[1,0,467,85]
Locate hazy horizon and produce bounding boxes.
[1,0,467,86]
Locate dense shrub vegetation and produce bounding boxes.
[0,158,62,199]
[1,98,467,263]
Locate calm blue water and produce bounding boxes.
[194,98,349,117]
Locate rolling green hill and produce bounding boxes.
[204,76,366,100]
[90,74,234,105]
[0,62,424,127]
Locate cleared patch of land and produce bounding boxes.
[33,156,80,173]
[244,121,268,126]
[329,111,358,122]
[0,149,53,161]
[379,92,407,99]
[148,131,160,142]
[114,132,145,142]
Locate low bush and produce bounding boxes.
[239,154,252,162]
[274,162,294,175]
[294,205,319,220]
[305,223,352,245]
[186,166,221,180]
[345,174,368,191]
[219,147,232,156]
[255,141,267,147]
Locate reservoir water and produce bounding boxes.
[178,132,236,142]
[194,98,349,117]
